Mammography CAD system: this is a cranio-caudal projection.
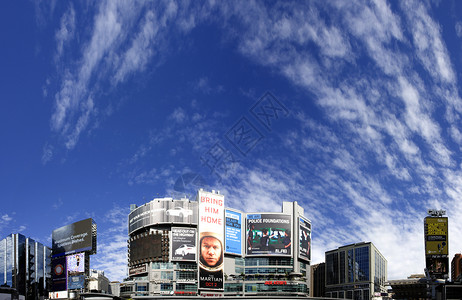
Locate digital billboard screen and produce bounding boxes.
[51,256,67,291]
[66,253,85,275]
[129,199,198,234]
[67,275,85,290]
[52,218,96,257]
[424,217,448,255]
[129,233,163,265]
[198,190,224,291]
[225,210,242,255]
[246,214,292,256]
[171,227,196,261]
[299,217,311,261]
[426,256,449,276]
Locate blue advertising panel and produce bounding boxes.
[225,210,242,255]
[67,275,85,290]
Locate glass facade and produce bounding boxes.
[325,242,386,300]
[0,234,51,300]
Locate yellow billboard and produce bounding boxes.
[425,217,448,255]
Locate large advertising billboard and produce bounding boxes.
[51,257,67,291]
[52,218,96,257]
[66,253,85,275]
[225,210,242,255]
[171,227,196,261]
[198,190,224,292]
[425,217,449,278]
[129,233,163,265]
[129,199,198,234]
[299,217,311,261]
[246,214,292,256]
[424,217,448,255]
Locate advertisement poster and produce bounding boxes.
[198,190,224,291]
[299,217,311,261]
[225,210,242,255]
[67,275,85,290]
[66,253,85,274]
[426,257,449,276]
[52,218,96,257]
[129,200,198,234]
[171,227,196,261]
[425,217,448,255]
[246,214,292,256]
[51,256,67,291]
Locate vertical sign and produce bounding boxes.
[171,227,197,261]
[225,210,242,255]
[299,217,311,261]
[424,217,449,278]
[198,190,224,291]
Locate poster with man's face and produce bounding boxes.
[198,190,224,291]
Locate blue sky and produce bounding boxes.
[1,0,462,281]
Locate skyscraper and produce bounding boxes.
[0,233,51,300]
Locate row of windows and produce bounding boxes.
[326,246,371,285]
[245,283,307,293]
[245,257,293,266]
[245,267,293,275]
[326,288,370,300]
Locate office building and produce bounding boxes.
[310,262,325,297]
[0,233,51,300]
[387,274,426,300]
[325,242,387,300]
[87,270,110,294]
[451,253,462,282]
[122,189,311,298]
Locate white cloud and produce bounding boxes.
[55,4,75,60]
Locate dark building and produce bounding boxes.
[451,253,462,282]
[387,274,427,300]
[0,233,51,300]
[310,262,325,297]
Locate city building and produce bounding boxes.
[451,253,462,282]
[387,274,427,300]
[87,270,110,293]
[310,262,325,297]
[0,233,51,300]
[123,189,311,298]
[109,281,120,297]
[325,242,387,300]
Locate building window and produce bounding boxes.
[354,247,369,282]
[160,283,173,291]
[161,271,173,280]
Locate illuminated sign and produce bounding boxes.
[425,216,449,279]
[225,210,242,255]
[246,214,292,256]
[265,281,287,285]
[299,217,311,261]
[52,218,96,257]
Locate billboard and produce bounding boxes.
[425,217,449,278]
[129,233,163,265]
[67,275,85,290]
[52,218,96,257]
[299,217,311,261]
[129,199,198,234]
[426,256,449,276]
[424,217,448,255]
[225,210,242,255]
[198,190,224,291]
[51,257,67,292]
[171,227,196,261]
[66,253,85,275]
[246,214,292,256]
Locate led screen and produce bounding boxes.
[246,214,292,256]
[129,233,163,264]
[225,210,242,255]
[129,199,198,234]
[52,218,96,257]
[299,217,311,261]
